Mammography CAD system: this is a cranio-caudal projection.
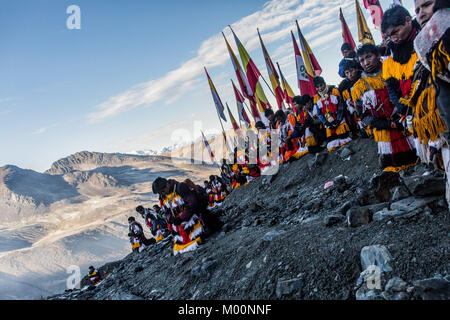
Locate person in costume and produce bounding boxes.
[273,109,308,163]
[412,0,450,205]
[381,6,422,159]
[351,43,418,172]
[407,0,448,169]
[128,216,154,252]
[255,121,273,172]
[291,95,320,154]
[209,175,228,206]
[313,76,352,152]
[87,266,102,285]
[338,59,369,138]
[204,180,216,208]
[338,43,359,79]
[152,177,204,255]
[136,205,167,242]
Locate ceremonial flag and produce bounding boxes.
[229,25,272,111]
[362,0,384,30]
[356,0,375,44]
[222,32,253,100]
[257,28,285,110]
[296,20,322,77]
[276,62,296,111]
[340,7,356,50]
[291,30,315,96]
[204,67,227,122]
[201,130,215,164]
[232,80,251,128]
[249,99,261,122]
[226,103,240,132]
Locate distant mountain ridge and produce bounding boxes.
[0,150,218,299]
[45,151,169,175]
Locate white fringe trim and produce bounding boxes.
[182,214,199,229]
[173,241,200,256]
[414,138,429,163]
[174,235,184,243]
[327,139,341,151]
[189,226,204,240]
[378,141,392,155]
[339,137,352,145]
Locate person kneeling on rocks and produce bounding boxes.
[128,216,155,252]
[152,177,206,255]
[88,266,102,285]
[136,205,168,242]
[313,76,352,152]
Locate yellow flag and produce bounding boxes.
[355,0,375,45]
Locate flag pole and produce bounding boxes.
[257,28,277,99]
[200,130,222,172]
[242,99,256,123]
[276,62,290,108]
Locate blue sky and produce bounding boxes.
[0,0,415,172]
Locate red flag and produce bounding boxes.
[291,31,316,96]
[232,80,251,127]
[229,25,272,111]
[226,103,240,132]
[340,7,356,50]
[276,62,296,112]
[201,130,215,164]
[222,32,253,100]
[296,21,322,77]
[362,0,384,30]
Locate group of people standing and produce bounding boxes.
[223,1,449,179]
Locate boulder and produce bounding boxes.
[334,175,351,192]
[390,196,441,213]
[339,146,355,159]
[276,278,303,298]
[385,277,408,292]
[403,175,446,197]
[413,277,450,300]
[324,215,344,227]
[360,245,393,273]
[346,207,370,227]
[338,200,354,215]
[360,202,389,214]
[308,152,328,169]
[373,209,411,221]
[381,291,410,300]
[391,185,411,201]
[370,171,401,202]
[355,287,384,300]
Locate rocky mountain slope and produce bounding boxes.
[48,138,450,300]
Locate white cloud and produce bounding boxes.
[32,127,48,135]
[32,124,58,135]
[86,0,352,123]
[0,97,13,103]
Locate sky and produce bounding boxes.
[0,0,416,172]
